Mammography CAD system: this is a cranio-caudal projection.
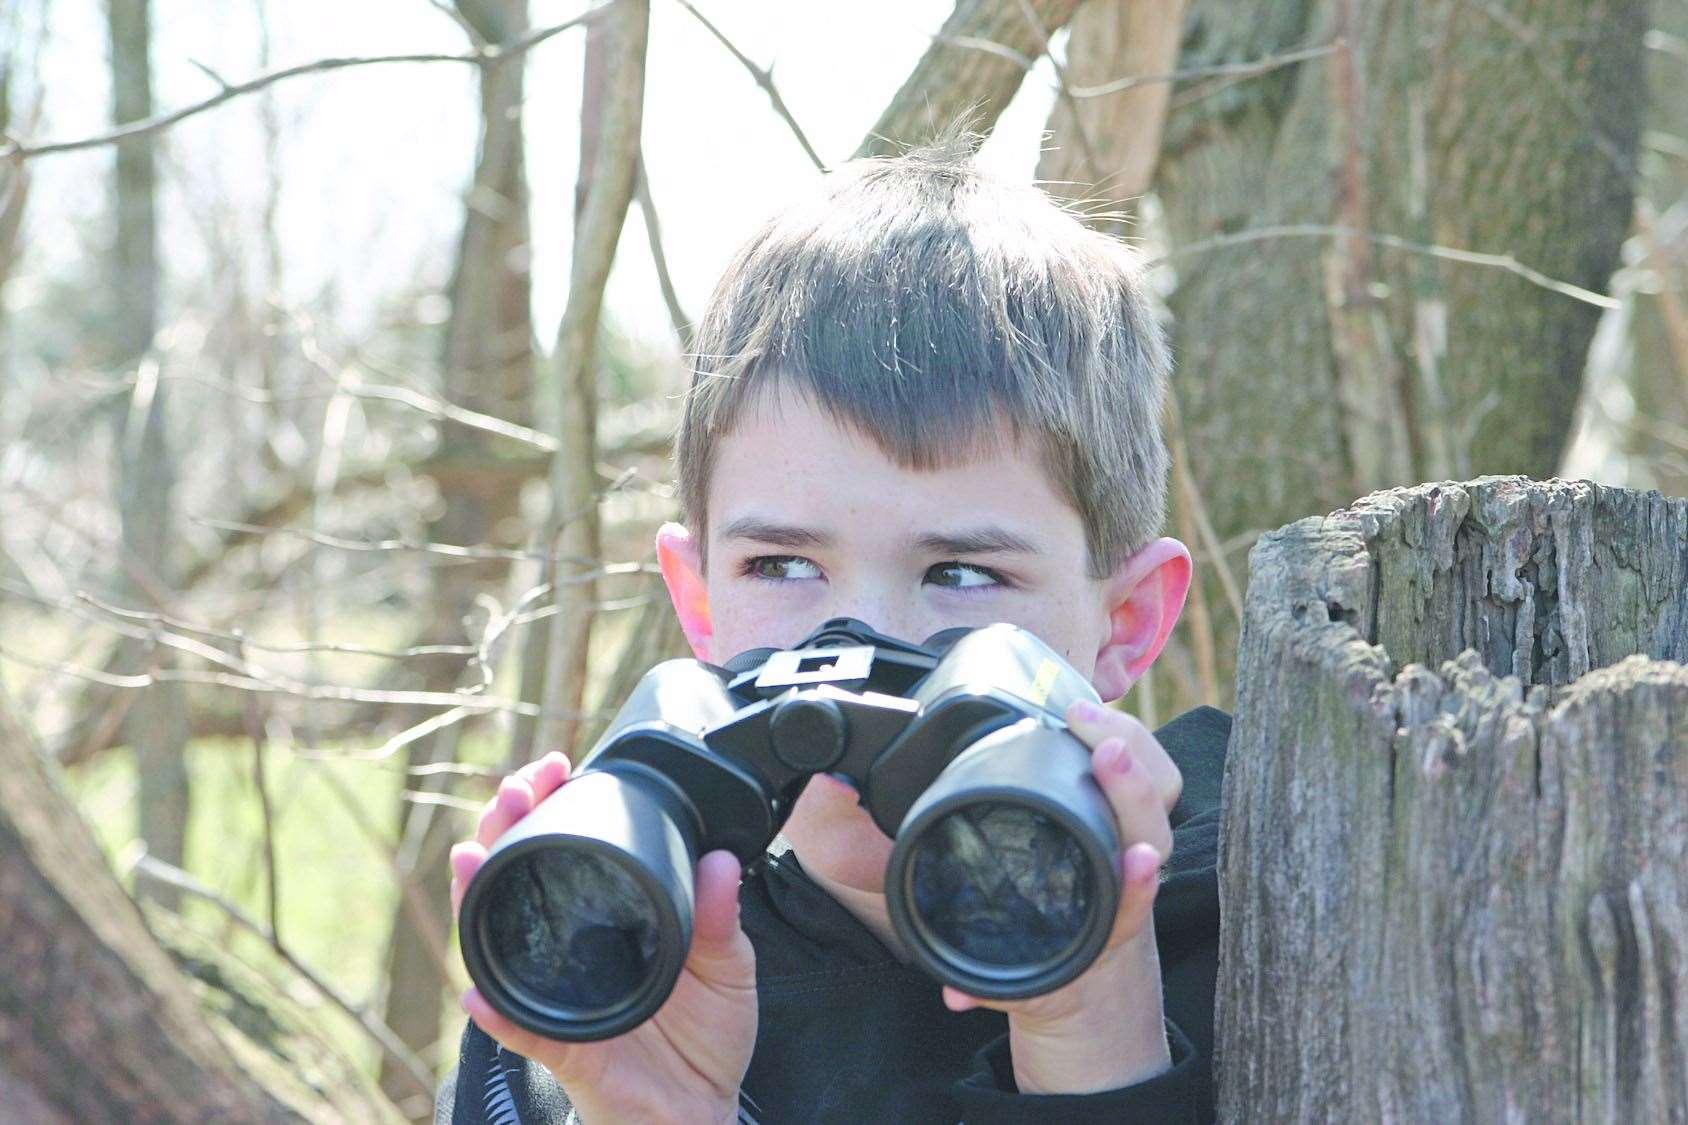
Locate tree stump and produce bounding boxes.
[1218,476,1688,1121]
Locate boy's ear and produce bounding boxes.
[1092,536,1193,703]
[656,522,714,661]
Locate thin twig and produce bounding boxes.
[128,853,437,1101]
[635,153,693,350]
[0,643,546,714]
[409,760,507,781]
[1164,393,1246,621]
[1167,409,1220,705]
[195,516,656,568]
[68,365,560,452]
[295,704,479,762]
[239,639,283,947]
[670,0,825,170]
[4,7,609,159]
[402,790,486,813]
[1155,223,1621,309]
[1068,42,1336,98]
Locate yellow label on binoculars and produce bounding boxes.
[1027,659,1061,707]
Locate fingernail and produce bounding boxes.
[1070,699,1102,722]
[1125,845,1159,883]
[1109,741,1136,775]
[1093,738,1122,773]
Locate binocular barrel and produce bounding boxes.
[886,718,1119,999]
[456,768,701,1041]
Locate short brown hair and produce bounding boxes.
[675,134,1170,576]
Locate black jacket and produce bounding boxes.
[447,705,1229,1124]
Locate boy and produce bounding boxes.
[443,133,1229,1124]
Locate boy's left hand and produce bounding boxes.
[940,698,1182,1095]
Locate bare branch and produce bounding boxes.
[296,705,481,762]
[5,6,610,160]
[1156,224,1622,310]
[67,364,560,453]
[193,516,657,569]
[401,790,486,814]
[0,643,546,715]
[635,153,693,350]
[670,0,825,170]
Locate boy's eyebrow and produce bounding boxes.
[719,517,833,549]
[914,527,1044,556]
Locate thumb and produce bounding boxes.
[685,849,751,981]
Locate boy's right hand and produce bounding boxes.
[449,752,758,1125]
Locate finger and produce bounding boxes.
[516,750,571,800]
[942,985,983,1013]
[449,840,488,918]
[1091,738,1174,860]
[474,773,538,848]
[1071,702,1181,812]
[1112,841,1165,944]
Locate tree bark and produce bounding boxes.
[107,0,192,909]
[0,695,301,1123]
[378,2,536,1109]
[855,0,1083,159]
[533,0,648,762]
[1219,476,1688,1120]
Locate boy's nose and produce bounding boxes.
[821,592,919,645]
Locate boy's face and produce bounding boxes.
[657,388,1189,894]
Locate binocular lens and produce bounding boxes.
[482,848,662,1016]
[906,802,1093,968]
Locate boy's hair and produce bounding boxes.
[675,132,1170,577]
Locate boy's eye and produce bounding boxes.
[926,562,1003,590]
[744,555,822,581]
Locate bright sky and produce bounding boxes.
[16,0,1062,352]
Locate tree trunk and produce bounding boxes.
[0,696,304,1123]
[1148,0,1649,711]
[855,0,1083,159]
[1035,0,1188,224]
[1621,4,1688,497]
[107,0,191,908]
[1219,476,1688,1120]
[378,2,535,1109]
[532,0,648,761]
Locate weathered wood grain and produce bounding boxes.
[1219,476,1688,1122]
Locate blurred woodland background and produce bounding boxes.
[0,0,1684,1120]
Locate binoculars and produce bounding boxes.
[458,619,1122,1041]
